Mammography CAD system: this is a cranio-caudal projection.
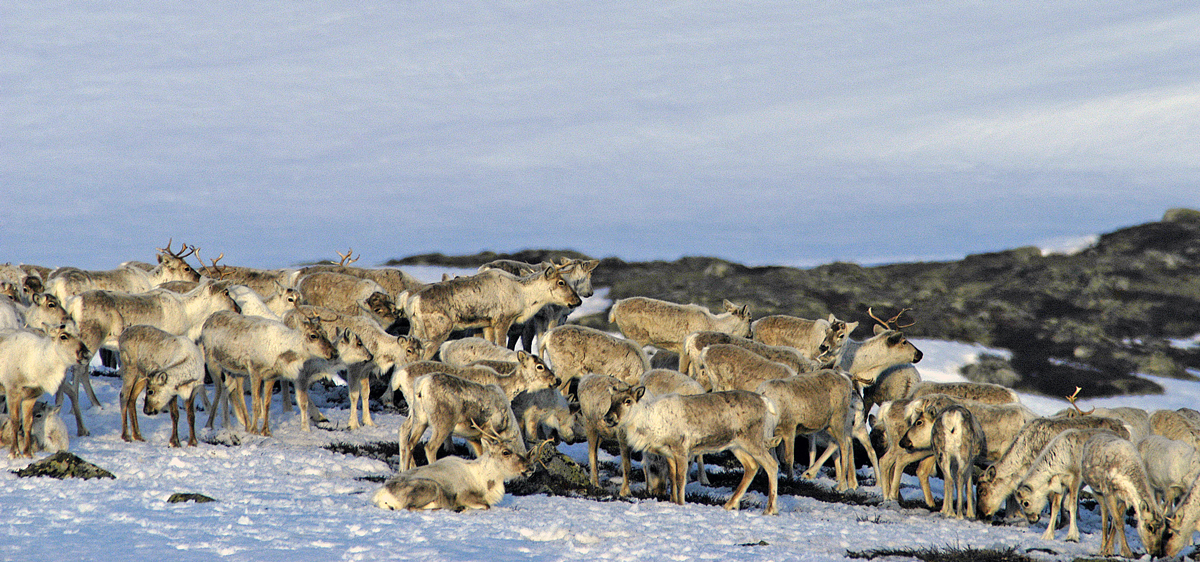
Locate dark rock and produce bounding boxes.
[13,452,115,480]
[167,493,216,503]
[390,213,1200,398]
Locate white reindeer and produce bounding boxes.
[0,325,89,457]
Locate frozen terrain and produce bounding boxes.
[3,326,1197,561]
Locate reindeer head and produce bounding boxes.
[156,239,201,282]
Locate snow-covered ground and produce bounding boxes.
[4,335,1197,562]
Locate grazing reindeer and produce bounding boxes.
[118,325,206,447]
[897,395,1037,508]
[407,265,581,358]
[1081,432,1164,558]
[1014,428,1128,541]
[604,388,781,514]
[609,296,751,356]
[1163,466,1200,557]
[373,425,535,511]
[976,414,1131,518]
[0,325,89,457]
[397,372,526,471]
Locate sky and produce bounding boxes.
[3,1,1200,270]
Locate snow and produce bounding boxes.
[4,340,1198,561]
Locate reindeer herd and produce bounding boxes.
[2,244,1200,558]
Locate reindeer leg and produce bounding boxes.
[618,434,632,497]
[260,379,275,437]
[724,449,760,511]
[57,374,88,437]
[129,377,148,442]
[359,372,375,427]
[586,426,601,487]
[185,392,198,447]
[168,396,181,448]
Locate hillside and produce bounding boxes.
[389,209,1200,399]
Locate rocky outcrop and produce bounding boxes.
[388,210,1200,398]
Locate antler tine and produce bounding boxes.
[336,248,360,266]
[867,307,891,330]
[888,307,915,329]
[158,238,174,255]
[1065,386,1095,416]
[177,242,197,259]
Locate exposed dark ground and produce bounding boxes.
[388,208,1200,399]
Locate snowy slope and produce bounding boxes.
[4,338,1197,561]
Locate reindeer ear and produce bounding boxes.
[873,324,886,336]
[633,386,646,401]
[845,321,859,333]
[583,260,599,273]
[827,313,836,323]
[543,265,557,278]
[722,299,736,312]
[517,350,530,362]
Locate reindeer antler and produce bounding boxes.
[194,247,227,279]
[868,307,916,330]
[337,248,360,266]
[158,238,197,260]
[1065,386,1095,416]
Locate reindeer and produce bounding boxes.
[199,310,344,435]
[0,325,89,457]
[477,258,599,351]
[295,271,399,330]
[679,330,818,382]
[45,240,201,303]
[750,313,856,364]
[117,324,205,447]
[829,309,923,387]
[603,387,781,514]
[1081,432,1164,558]
[976,414,1132,518]
[397,372,526,471]
[755,369,856,490]
[65,278,241,413]
[0,400,69,454]
[406,265,581,358]
[1014,428,1121,541]
[373,423,536,511]
[609,296,751,356]
[439,337,519,366]
[299,249,427,307]
[538,324,649,389]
